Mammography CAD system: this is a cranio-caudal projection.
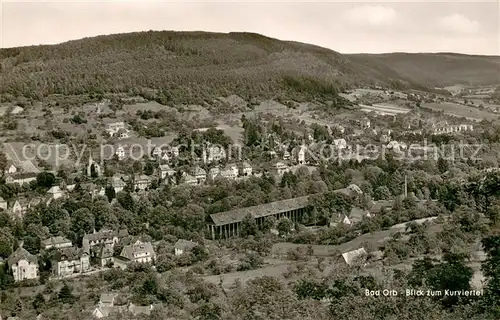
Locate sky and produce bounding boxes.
[0,0,499,55]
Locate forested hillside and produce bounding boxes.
[0,31,498,104]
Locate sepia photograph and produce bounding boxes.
[0,0,499,319]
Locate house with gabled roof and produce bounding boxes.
[174,239,198,256]
[42,236,72,250]
[120,240,156,264]
[192,166,207,184]
[338,248,367,266]
[8,246,38,282]
[5,173,37,186]
[83,229,129,249]
[47,185,65,200]
[52,246,90,277]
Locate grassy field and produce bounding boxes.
[423,102,499,121]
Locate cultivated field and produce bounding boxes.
[423,102,499,121]
[359,103,411,116]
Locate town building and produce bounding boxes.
[52,247,90,277]
[240,161,253,176]
[339,248,367,266]
[99,244,114,267]
[47,186,64,200]
[120,240,156,264]
[87,155,102,177]
[192,166,207,184]
[115,146,126,160]
[174,239,198,256]
[42,236,72,250]
[8,247,38,282]
[274,162,290,176]
[180,173,198,186]
[11,197,42,219]
[111,177,126,194]
[83,229,129,248]
[204,145,226,163]
[209,167,220,180]
[208,196,310,239]
[133,174,151,191]
[159,164,176,180]
[105,122,126,137]
[5,173,37,186]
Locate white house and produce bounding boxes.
[8,247,38,282]
[297,146,306,164]
[333,139,347,150]
[47,186,64,200]
[106,122,126,137]
[170,146,180,158]
[5,163,18,175]
[174,239,198,256]
[115,146,126,160]
[275,162,289,176]
[120,240,156,264]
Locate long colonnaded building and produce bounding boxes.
[208,196,311,240]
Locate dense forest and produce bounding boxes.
[1,31,499,104]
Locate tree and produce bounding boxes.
[71,208,95,235]
[36,172,56,189]
[240,214,258,237]
[32,292,46,311]
[481,235,500,317]
[90,163,98,178]
[58,283,75,304]
[0,151,7,175]
[105,186,116,202]
[144,161,155,176]
[277,218,293,236]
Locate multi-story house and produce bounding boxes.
[159,164,176,180]
[52,247,90,277]
[120,240,156,264]
[111,177,126,194]
[83,229,129,249]
[180,173,198,186]
[240,161,253,176]
[192,166,207,184]
[275,162,289,176]
[8,247,38,282]
[133,174,151,191]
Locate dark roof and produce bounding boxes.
[210,196,310,226]
[8,247,37,267]
[54,247,86,262]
